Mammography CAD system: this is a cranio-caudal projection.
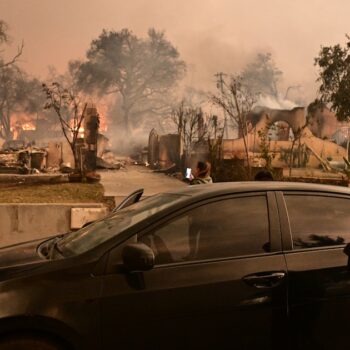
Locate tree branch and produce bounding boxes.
[0,40,24,69]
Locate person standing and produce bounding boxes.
[186,161,212,260]
[254,169,274,181]
[190,161,213,185]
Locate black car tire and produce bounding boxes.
[0,334,65,350]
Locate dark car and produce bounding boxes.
[1,182,350,349]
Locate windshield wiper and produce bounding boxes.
[51,239,65,259]
[38,235,64,259]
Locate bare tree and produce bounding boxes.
[212,75,257,177]
[0,20,26,139]
[42,82,87,172]
[206,114,225,180]
[171,101,204,167]
[288,121,309,177]
[0,66,43,139]
[0,42,23,69]
[0,20,23,69]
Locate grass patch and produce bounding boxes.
[0,182,114,207]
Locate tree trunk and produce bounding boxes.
[289,139,297,177]
[240,121,251,179]
[232,91,251,180]
[2,110,12,140]
[70,142,82,174]
[297,138,301,168]
[122,103,132,136]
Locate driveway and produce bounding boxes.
[99,165,186,204]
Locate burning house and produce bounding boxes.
[0,104,110,175]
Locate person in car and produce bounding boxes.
[190,161,213,185]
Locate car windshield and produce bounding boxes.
[57,193,184,255]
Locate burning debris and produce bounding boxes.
[0,104,122,177]
[96,153,123,170]
[0,142,47,174]
[0,132,124,176]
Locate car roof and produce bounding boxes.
[164,181,350,200]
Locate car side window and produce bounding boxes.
[284,194,350,249]
[138,195,270,264]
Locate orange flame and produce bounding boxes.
[22,122,36,131]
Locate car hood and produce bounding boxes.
[0,238,48,270]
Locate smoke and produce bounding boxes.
[105,97,154,155]
[256,94,298,110]
[5,0,350,149]
[105,124,150,155]
[2,0,336,104]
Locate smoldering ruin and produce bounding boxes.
[146,102,350,186]
[0,103,124,182]
[1,16,350,188]
[2,89,350,187]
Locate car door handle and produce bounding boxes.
[242,272,286,289]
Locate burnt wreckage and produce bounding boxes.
[147,106,350,178]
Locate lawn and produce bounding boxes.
[0,182,114,207]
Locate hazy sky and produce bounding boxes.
[1,0,350,102]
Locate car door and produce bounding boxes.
[277,191,350,350]
[100,192,288,349]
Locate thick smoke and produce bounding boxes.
[3,0,347,149]
[256,95,298,110]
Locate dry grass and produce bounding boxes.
[0,182,113,206]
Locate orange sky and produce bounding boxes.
[1,0,350,102]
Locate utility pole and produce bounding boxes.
[215,72,229,139]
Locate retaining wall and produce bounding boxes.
[0,203,108,248]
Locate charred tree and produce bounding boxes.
[42,82,87,173]
[70,28,186,136]
[212,75,257,179]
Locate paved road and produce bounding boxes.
[99,165,186,202]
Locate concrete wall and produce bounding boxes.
[47,141,75,168]
[222,128,347,168]
[0,203,108,248]
[158,134,180,169]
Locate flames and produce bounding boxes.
[9,113,35,139]
[10,122,36,132]
[11,113,36,128]
[8,103,108,141]
[21,122,36,131]
[99,114,107,132]
[78,127,85,138]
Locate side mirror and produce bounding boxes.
[122,243,155,272]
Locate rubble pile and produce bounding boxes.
[0,140,126,175]
[96,151,126,170]
[0,144,47,174]
[0,119,125,176]
[0,152,23,174]
[131,147,148,166]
